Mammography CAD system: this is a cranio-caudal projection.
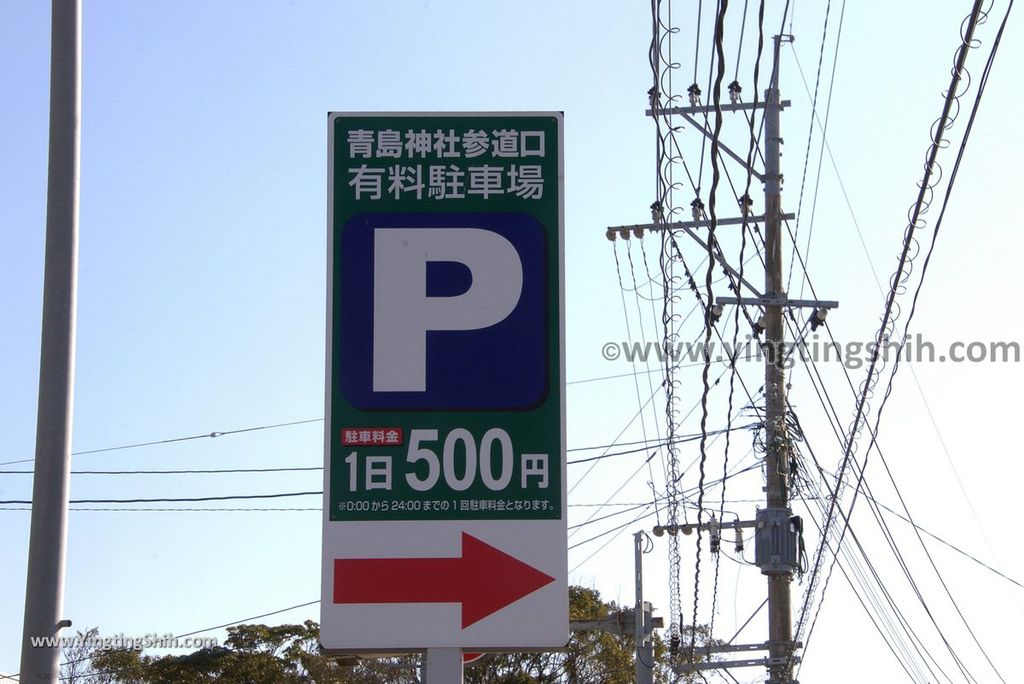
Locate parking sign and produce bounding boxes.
[322,113,566,652]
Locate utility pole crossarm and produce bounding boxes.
[605,214,799,302]
[569,611,636,634]
[693,640,804,655]
[646,99,792,116]
[673,655,802,673]
[716,295,838,310]
[653,519,757,536]
[606,213,795,237]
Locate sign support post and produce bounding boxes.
[424,648,462,683]
[323,112,566,658]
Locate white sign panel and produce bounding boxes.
[321,112,566,652]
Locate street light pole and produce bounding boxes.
[19,0,81,680]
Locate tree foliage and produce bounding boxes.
[79,587,715,683]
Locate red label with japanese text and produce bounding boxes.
[341,427,404,446]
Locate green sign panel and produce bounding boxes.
[327,112,564,521]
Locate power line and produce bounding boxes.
[0,466,323,476]
[2,357,713,467]
[789,404,956,682]
[623,235,673,527]
[804,5,1008,680]
[855,18,1014,659]
[0,417,324,467]
[571,422,753,452]
[787,314,978,680]
[0,428,763,477]
[786,309,990,680]
[0,507,321,513]
[787,0,832,287]
[567,423,757,465]
[52,599,322,678]
[773,218,989,682]
[805,6,989,674]
[0,491,321,505]
[173,600,320,640]
[687,0,732,663]
[0,427,760,510]
[568,500,658,531]
[776,143,995,682]
[569,506,657,554]
[869,496,1024,592]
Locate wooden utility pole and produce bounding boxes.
[609,29,840,683]
[762,33,795,684]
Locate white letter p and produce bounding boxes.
[372,228,523,392]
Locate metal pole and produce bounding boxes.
[19,0,81,680]
[763,34,794,684]
[634,532,654,684]
[424,648,463,684]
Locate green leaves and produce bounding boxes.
[74,588,713,683]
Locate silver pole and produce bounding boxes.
[424,648,463,684]
[19,0,81,680]
[635,532,654,684]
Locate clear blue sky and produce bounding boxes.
[1,2,1022,682]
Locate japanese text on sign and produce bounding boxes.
[335,426,556,521]
[345,128,547,201]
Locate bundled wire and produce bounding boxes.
[708,0,767,645]
[795,9,1008,681]
[687,0,730,666]
[650,0,688,653]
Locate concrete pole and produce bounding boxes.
[634,532,654,684]
[19,0,81,680]
[763,34,794,684]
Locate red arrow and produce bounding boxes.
[333,532,555,628]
